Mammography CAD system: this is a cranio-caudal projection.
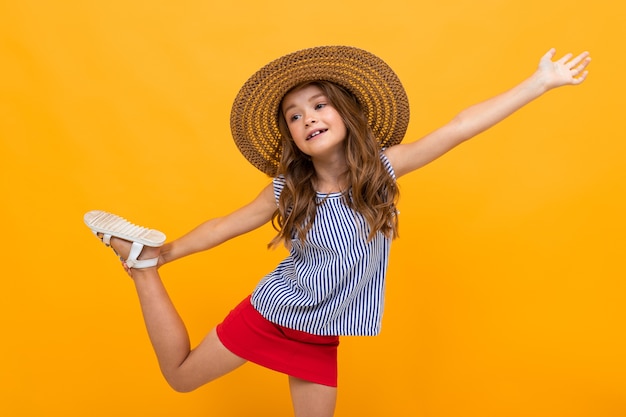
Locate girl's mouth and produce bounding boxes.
[306,129,328,140]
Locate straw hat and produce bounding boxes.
[230,45,410,177]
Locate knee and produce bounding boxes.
[167,379,199,393]
[163,373,203,393]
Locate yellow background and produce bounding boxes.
[1,0,624,416]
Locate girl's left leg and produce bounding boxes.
[289,376,337,417]
[107,236,246,392]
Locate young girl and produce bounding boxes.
[85,46,590,417]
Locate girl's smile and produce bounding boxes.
[306,129,328,140]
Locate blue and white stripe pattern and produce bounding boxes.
[251,153,396,336]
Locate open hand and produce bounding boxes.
[537,48,591,90]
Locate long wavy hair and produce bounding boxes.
[269,81,399,248]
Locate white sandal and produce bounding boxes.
[84,210,166,269]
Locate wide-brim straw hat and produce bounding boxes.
[230,45,410,177]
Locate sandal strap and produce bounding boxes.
[124,242,158,269]
[126,258,158,269]
[92,230,112,247]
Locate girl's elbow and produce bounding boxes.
[448,114,479,143]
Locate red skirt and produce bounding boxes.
[216,295,340,387]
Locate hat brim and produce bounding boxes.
[230,46,410,177]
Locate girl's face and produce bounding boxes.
[281,84,347,161]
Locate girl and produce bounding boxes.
[85,46,590,417]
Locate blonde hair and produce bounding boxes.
[269,81,399,248]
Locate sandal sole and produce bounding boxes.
[84,210,166,247]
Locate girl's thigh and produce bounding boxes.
[289,376,337,417]
[173,328,247,391]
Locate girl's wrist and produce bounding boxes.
[522,71,550,99]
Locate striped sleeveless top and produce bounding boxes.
[251,152,396,336]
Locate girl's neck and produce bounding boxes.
[311,158,349,194]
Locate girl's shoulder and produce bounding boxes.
[379,149,397,181]
[273,174,286,187]
[272,174,286,201]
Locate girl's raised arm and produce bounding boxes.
[158,183,276,266]
[385,49,591,178]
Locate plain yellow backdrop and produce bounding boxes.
[1,0,624,416]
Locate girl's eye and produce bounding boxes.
[289,114,301,122]
[315,103,326,110]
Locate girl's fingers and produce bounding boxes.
[556,52,574,65]
[573,60,590,74]
[566,51,590,69]
[572,70,589,85]
[543,48,557,60]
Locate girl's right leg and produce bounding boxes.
[110,236,246,392]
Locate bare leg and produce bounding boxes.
[289,376,337,417]
[109,236,246,392]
